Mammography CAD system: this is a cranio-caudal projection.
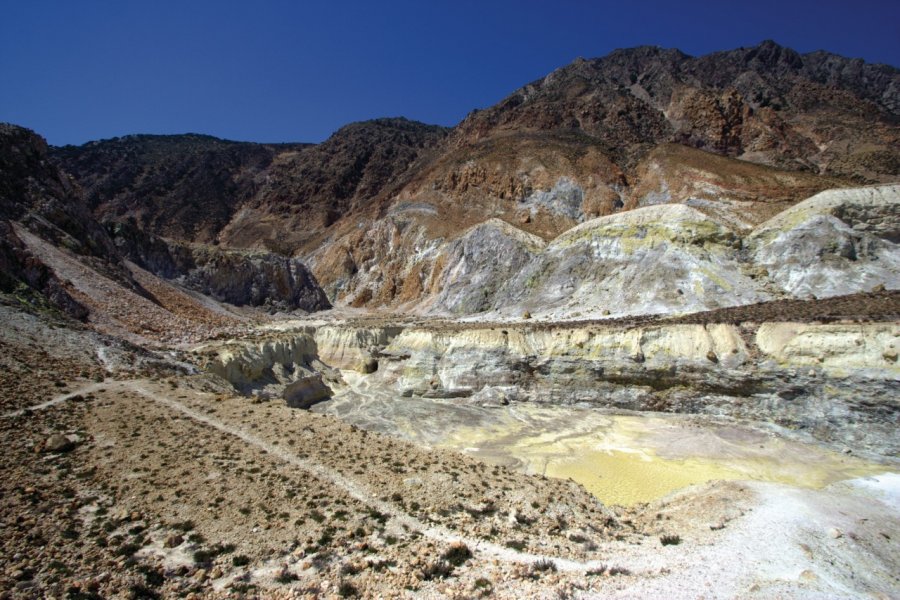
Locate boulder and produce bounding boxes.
[283,376,333,409]
[43,434,75,453]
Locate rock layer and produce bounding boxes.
[201,313,900,458]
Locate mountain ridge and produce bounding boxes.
[23,40,900,314]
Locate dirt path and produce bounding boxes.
[9,378,898,598]
[8,378,613,573]
[1,382,108,418]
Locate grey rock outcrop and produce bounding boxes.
[179,246,330,312]
[421,184,899,320]
[107,220,331,312]
[43,434,75,453]
[283,375,333,409]
[750,185,900,298]
[434,219,546,314]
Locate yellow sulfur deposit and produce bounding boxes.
[440,406,890,506]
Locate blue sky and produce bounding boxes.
[2,0,898,146]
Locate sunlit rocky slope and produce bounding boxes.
[45,40,899,319]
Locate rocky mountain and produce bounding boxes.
[1,41,899,600]
[34,41,900,319]
[306,42,899,312]
[51,134,297,245]
[52,118,449,253]
[0,125,331,336]
[455,41,900,178]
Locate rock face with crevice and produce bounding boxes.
[0,124,332,321]
[749,185,900,298]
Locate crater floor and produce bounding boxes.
[317,370,891,507]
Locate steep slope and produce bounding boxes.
[0,123,132,318]
[51,118,450,253]
[1,125,331,336]
[50,134,294,244]
[454,41,900,179]
[47,41,900,313]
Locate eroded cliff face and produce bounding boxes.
[202,330,319,389]
[199,324,406,405]
[200,316,899,458]
[749,185,900,298]
[306,183,899,320]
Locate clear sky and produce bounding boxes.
[2,0,898,146]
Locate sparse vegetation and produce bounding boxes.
[441,542,472,567]
[422,559,455,580]
[660,534,681,546]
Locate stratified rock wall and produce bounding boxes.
[202,318,900,457]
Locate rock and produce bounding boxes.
[470,386,515,407]
[706,351,719,363]
[433,219,547,315]
[800,569,818,581]
[750,185,900,299]
[43,434,74,453]
[828,527,843,539]
[361,357,379,374]
[164,534,184,548]
[283,375,333,409]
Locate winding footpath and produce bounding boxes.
[4,378,618,573]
